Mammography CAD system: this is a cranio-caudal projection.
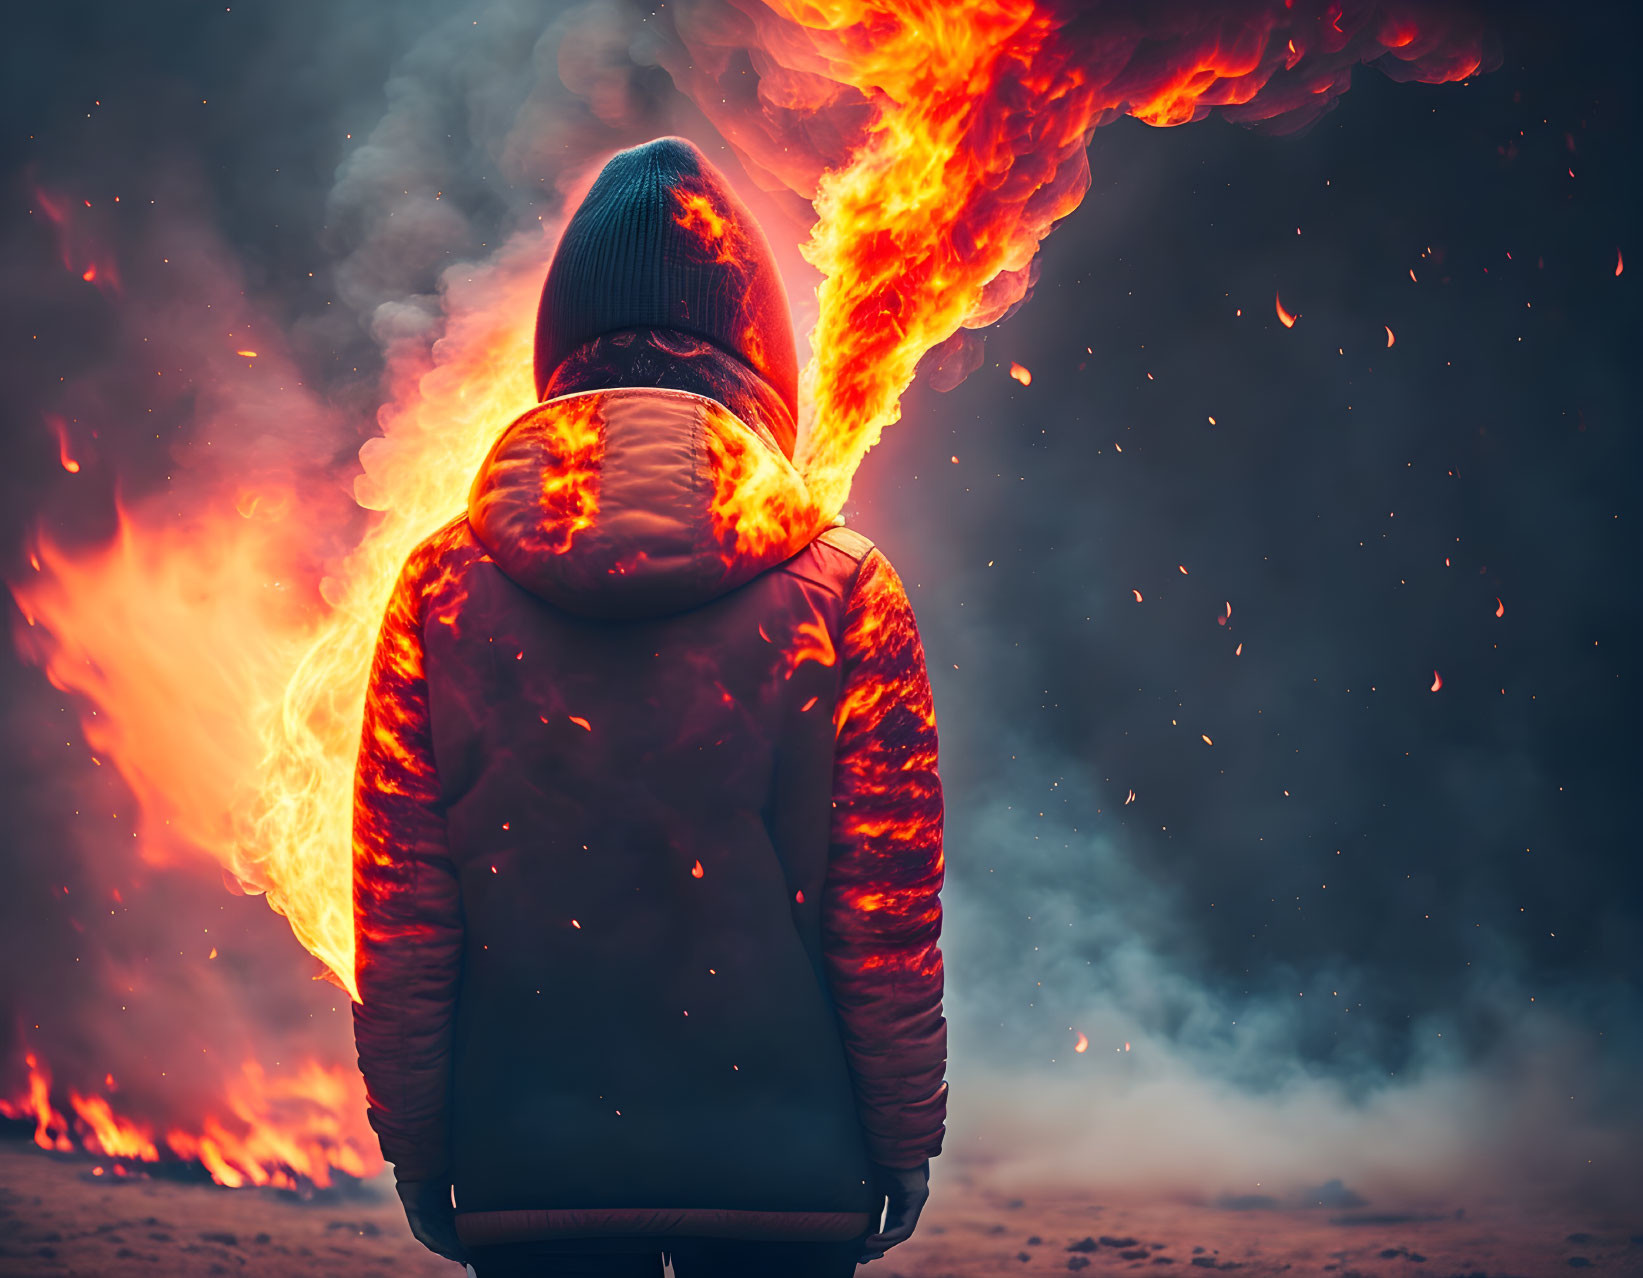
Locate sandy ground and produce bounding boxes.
[0,1141,1637,1277]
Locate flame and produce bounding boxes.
[785,615,838,679]
[703,401,825,562]
[161,1059,376,1189]
[673,189,739,265]
[68,1093,160,1163]
[6,0,1493,1188]
[1495,597,1504,618]
[1276,291,1297,327]
[1009,361,1032,386]
[2,1052,374,1189]
[45,414,80,473]
[674,0,1491,519]
[0,1054,73,1152]
[11,242,545,998]
[1431,669,1443,692]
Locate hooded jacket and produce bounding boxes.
[351,379,947,1245]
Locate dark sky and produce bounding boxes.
[2,0,1637,1202]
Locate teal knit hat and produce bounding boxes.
[533,138,799,423]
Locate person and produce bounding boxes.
[351,137,946,1278]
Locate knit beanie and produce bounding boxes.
[534,137,799,424]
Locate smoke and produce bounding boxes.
[939,765,1640,1209]
[3,0,1637,1214]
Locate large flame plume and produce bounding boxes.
[667,0,1488,515]
[6,0,1489,1188]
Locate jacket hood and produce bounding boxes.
[468,387,826,620]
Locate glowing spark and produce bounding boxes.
[1235,642,1243,656]
[691,859,704,879]
[568,715,591,731]
[1124,789,1135,805]
[1616,249,1624,277]
[1275,291,1297,327]
[1132,588,1143,602]
[1431,670,1443,692]
[1201,734,1213,745]
[46,416,80,473]
[1385,325,1396,347]
[1073,1032,1089,1053]
[81,265,97,283]
[236,350,258,358]
[1495,597,1505,618]
[1009,361,1032,386]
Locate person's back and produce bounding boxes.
[352,138,946,1278]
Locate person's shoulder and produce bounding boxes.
[399,513,486,585]
[771,520,878,601]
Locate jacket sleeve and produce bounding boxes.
[352,549,464,1184]
[823,547,947,1169]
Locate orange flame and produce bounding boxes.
[680,0,1490,519]
[703,401,825,564]
[45,414,80,473]
[3,1052,374,1188]
[68,1093,160,1163]
[673,189,740,266]
[0,1054,73,1152]
[11,242,546,997]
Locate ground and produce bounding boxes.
[0,1141,1636,1277]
